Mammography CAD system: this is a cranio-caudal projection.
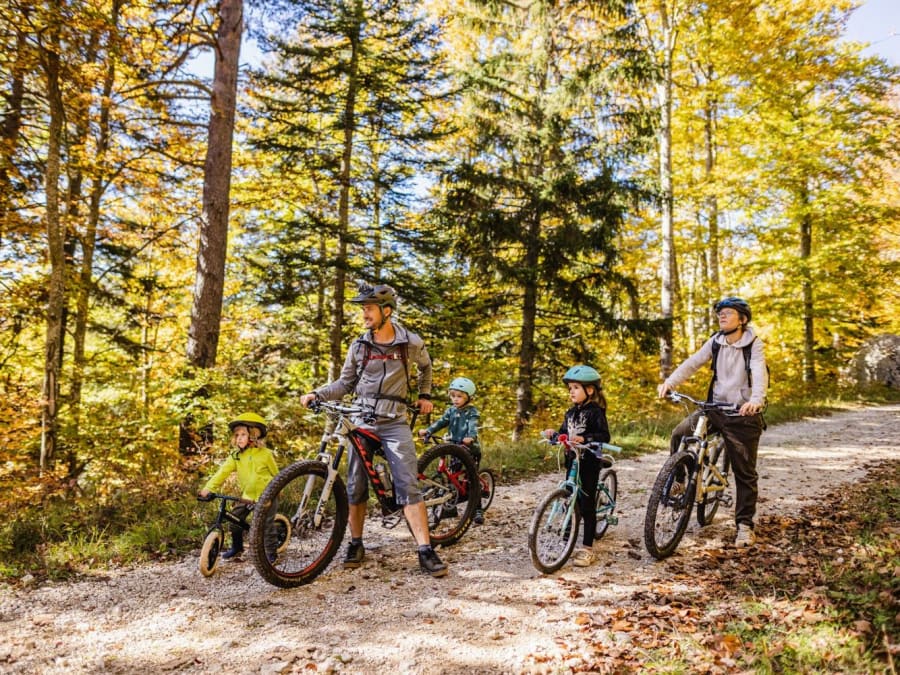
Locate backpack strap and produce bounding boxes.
[708,334,755,402]
[352,337,411,399]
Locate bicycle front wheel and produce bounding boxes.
[644,451,695,560]
[594,469,618,540]
[417,443,479,547]
[199,529,223,577]
[528,488,580,574]
[697,437,729,526]
[249,460,348,588]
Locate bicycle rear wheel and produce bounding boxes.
[528,488,580,574]
[594,469,617,540]
[417,443,479,547]
[249,460,348,588]
[479,468,496,512]
[644,450,695,560]
[697,436,729,526]
[199,529,223,577]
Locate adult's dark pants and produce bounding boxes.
[669,410,764,529]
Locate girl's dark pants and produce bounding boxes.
[669,410,764,529]
[566,451,602,547]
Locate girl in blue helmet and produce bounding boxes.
[419,376,485,523]
[542,365,611,567]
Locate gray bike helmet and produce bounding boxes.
[714,297,751,322]
[350,283,397,309]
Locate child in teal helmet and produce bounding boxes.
[419,376,486,524]
[199,413,280,562]
[542,366,611,567]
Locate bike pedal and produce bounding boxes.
[381,513,403,529]
[607,516,619,526]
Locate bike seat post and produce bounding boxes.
[692,413,708,438]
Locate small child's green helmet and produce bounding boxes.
[562,365,601,386]
[448,377,476,397]
[228,412,268,438]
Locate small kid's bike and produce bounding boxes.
[248,400,480,588]
[419,432,496,520]
[643,391,736,560]
[196,492,291,577]
[528,434,621,574]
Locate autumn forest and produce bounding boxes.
[1,0,898,512]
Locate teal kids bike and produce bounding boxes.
[528,434,621,573]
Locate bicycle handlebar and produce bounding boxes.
[308,398,404,422]
[197,492,254,505]
[667,391,740,415]
[544,434,621,455]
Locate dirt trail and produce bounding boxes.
[1,403,897,674]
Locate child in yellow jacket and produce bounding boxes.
[199,412,279,561]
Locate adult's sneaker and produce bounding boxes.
[735,524,756,548]
[343,541,365,568]
[418,547,448,577]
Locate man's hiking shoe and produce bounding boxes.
[418,547,448,577]
[474,508,485,525]
[222,547,244,561]
[734,524,756,548]
[343,541,365,568]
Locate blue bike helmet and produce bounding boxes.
[562,365,601,386]
[448,377,476,398]
[714,297,751,322]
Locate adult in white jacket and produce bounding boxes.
[658,297,768,548]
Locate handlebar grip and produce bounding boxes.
[601,442,622,453]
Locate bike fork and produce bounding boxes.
[306,452,339,528]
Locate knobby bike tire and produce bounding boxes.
[644,450,696,560]
[594,469,618,540]
[697,436,729,526]
[528,487,580,574]
[199,529,223,577]
[479,468,496,512]
[417,443,480,547]
[249,460,348,588]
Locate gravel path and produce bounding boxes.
[1,403,897,674]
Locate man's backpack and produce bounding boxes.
[707,335,769,404]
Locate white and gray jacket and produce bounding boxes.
[664,327,768,408]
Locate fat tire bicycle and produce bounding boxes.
[419,433,497,519]
[528,434,621,574]
[248,400,479,588]
[643,391,736,560]
[196,492,291,577]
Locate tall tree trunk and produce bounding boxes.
[513,213,541,441]
[187,0,243,368]
[329,4,361,381]
[656,4,677,379]
[0,22,27,244]
[703,92,720,331]
[40,5,65,472]
[799,180,815,382]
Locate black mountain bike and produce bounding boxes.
[196,492,290,577]
[248,400,479,588]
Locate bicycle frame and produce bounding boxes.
[678,412,728,504]
[554,436,619,521]
[302,402,402,530]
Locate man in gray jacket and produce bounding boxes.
[300,284,447,577]
[658,297,768,548]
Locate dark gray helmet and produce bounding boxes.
[350,283,397,309]
[714,297,751,322]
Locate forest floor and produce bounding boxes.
[1,404,898,674]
